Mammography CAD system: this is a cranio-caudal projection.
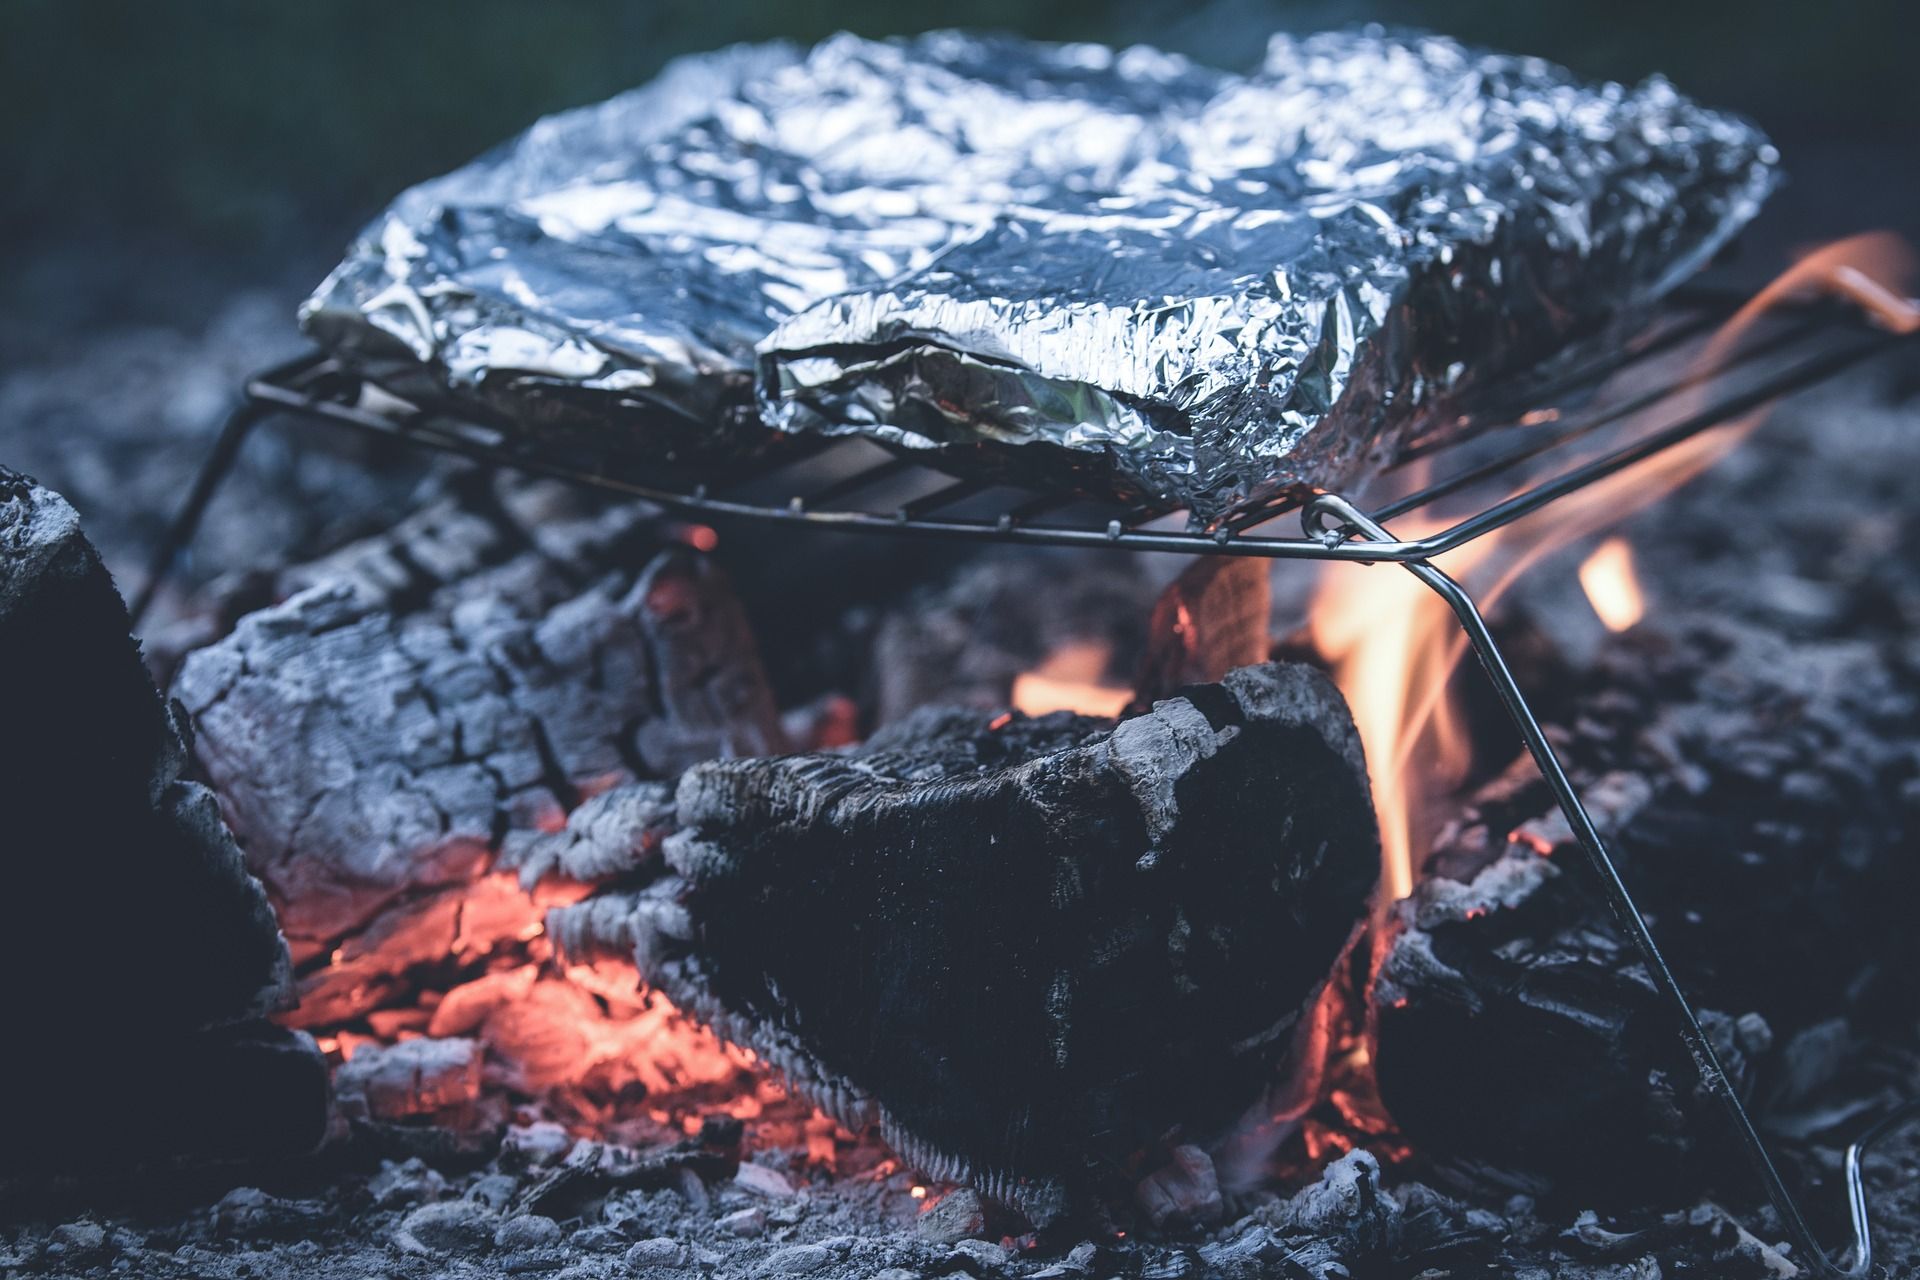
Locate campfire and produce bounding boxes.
[7,25,1920,1280]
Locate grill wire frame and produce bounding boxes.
[134,291,1920,1277]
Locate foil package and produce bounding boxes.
[302,29,1776,520]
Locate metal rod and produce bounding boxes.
[1376,315,1824,521]
[1305,491,1885,1279]
[1841,1098,1920,1277]
[1410,335,1894,557]
[127,399,267,628]
[238,377,1437,561]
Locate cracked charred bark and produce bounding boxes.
[172,493,783,1026]
[552,661,1381,1223]
[1373,615,1920,1200]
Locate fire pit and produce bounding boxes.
[93,238,1919,1279]
[7,24,1920,1280]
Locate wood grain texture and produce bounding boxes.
[557,661,1380,1221]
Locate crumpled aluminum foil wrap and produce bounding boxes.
[303,29,1775,520]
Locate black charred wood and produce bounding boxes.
[1373,838,1723,1200]
[1373,616,1920,1198]
[555,661,1380,1222]
[0,467,324,1169]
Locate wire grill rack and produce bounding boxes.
[140,289,1919,1277]
[169,290,1890,572]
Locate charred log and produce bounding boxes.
[173,537,782,1028]
[140,468,641,676]
[555,661,1380,1221]
[1373,615,1920,1199]
[0,467,324,1169]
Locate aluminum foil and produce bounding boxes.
[303,29,1776,518]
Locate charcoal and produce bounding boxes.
[1269,1150,1400,1256]
[915,1188,990,1244]
[1135,1145,1225,1230]
[512,1142,741,1221]
[333,1038,484,1126]
[733,1162,798,1199]
[719,1206,767,1238]
[555,661,1379,1221]
[393,1199,499,1257]
[0,466,324,1169]
[209,1187,331,1241]
[1373,615,1920,1195]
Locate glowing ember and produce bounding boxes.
[1578,538,1647,632]
[290,873,809,1144]
[1010,639,1133,718]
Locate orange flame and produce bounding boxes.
[1010,639,1133,718]
[1578,537,1646,632]
[1312,232,1918,903]
[1308,509,1481,901]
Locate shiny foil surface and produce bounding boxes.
[302,29,1775,519]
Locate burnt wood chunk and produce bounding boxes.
[173,541,782,1026]
[559,662,1379,1221]
[1372,617,1920,1196]
[509,782,676,888]
[0,467,325,1168]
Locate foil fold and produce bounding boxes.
[303,29,1776,518]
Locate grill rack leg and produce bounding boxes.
[127,398,267,628]
[1306,493,1913,1279]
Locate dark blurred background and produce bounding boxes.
[6,1,1917,298]
[1,0,1914,603]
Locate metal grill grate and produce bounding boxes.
[198,290,1901,572]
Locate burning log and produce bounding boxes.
[0,467,325,1169]
[1372,614,1920,1196]
[867,551,1271,725]
[173,535,783,1028]
[554,661,1380,1222]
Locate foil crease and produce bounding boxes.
[302,29,1775,518]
